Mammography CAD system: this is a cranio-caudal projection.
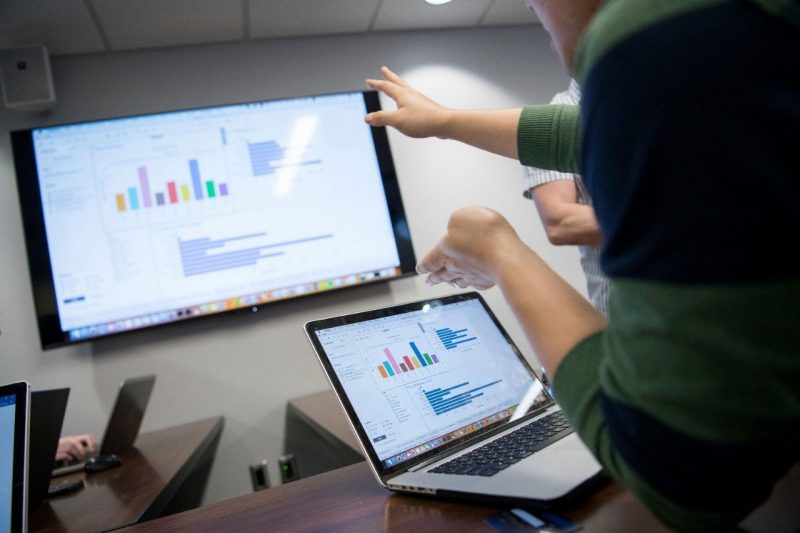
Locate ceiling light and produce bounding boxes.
[424,0,453,5]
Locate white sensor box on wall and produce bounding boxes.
[0,44,57,112]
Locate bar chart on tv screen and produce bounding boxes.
[32,93,403,331]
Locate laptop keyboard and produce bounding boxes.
[429,411,573,477]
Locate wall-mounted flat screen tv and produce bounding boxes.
[12,90,416,349]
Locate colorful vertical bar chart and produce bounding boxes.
[423,379,503,415]
[113,160,229,212]
[376,342,441,379]
[435,327,478,350]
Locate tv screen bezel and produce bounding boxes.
[11,90,417,350]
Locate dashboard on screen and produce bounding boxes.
[12,91,416,349]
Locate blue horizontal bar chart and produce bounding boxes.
[247,140,321,176]
[423,379,502,416]
[178,232,332,277]
[435,327,477,350]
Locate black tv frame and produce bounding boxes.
[11,90,416,349]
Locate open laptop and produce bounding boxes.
[52,375,156,476]
[1,381,30,533]
[305,292,604,508]
[29,388,70,510]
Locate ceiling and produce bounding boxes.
[0,0,539,58]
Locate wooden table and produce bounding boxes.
[120,392,799,532]
[120,392,668,532]
[30,416,224,532]
[120,459,667,532]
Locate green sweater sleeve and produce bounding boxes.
[517,104,580,174]
[550,332,751,531]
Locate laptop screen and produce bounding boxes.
[0,382,29,533]
[308,293,552,473]
[0,394,15,531]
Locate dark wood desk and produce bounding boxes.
[30,416,224,533]
[121,392,799,532]
[121,459,668,532]
[120,393,666,531]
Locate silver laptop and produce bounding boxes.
[305,292,604,507]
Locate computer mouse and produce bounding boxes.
[84,453,122,473]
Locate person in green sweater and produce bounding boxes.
[365,0,800,530]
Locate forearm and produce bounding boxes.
[432,105,580,167]
[538,202,603,246]
[437,108,523,160]
[493,244,606,376]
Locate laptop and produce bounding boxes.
[305,292,604,508]
[52,375,156,476]
[28,388,70,511]
[1,381,30,533]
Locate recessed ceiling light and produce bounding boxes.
[424,0,453,5]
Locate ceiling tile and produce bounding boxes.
[480,0,539,26]
[250,0,379,40]
[373,0,494,32]
[0,0,106,56]
[90,0,243,51]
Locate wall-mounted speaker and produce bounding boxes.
[0,44,57,112]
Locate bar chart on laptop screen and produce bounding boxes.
[420,379,504,416]
[353,304,521,426]
[319,300,538,462]
[371,339,440,381]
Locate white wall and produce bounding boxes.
[0,26,582,504]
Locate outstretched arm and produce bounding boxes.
[416,206,606,376]
[365,66,523,160]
